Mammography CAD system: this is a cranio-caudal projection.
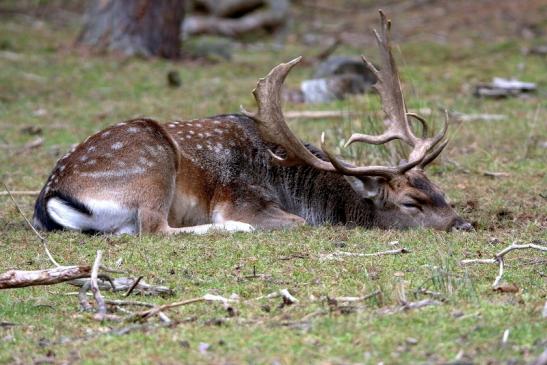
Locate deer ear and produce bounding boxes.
[344,176,383,199]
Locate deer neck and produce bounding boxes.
[266,161,377,228]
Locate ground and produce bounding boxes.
[0,1,546,364]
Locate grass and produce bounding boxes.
[0,3,546,364]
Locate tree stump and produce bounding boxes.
[76,0,185,59]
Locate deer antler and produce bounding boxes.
[343,10,448,168]
[243,10,448,178]
[241,57,337,172]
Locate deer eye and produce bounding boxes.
[402,201,422,211]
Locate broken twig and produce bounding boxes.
[319,247,409,261]
[461,242,547,288]
[2,181,60,267]
[69,276,173,296]
[131,294,235,322]
[90,251,107,320]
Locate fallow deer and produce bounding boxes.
[33,11,472,235]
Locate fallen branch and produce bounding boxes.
[475,77,536,98]
[378,299,442,315]
[329,290,381,303]
[69,276,173,296]
[319,247,410,261]
[184,0,289,37]
[483,171,511,178]
[461,242,547,288]
[124,276,143,297]
[90,250,106,320]
[252,288,298,304]
[0,265,91,289]
[131,294,235,322]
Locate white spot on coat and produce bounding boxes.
[111,142,123,150]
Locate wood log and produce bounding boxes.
[184,0,288,37]
[0,266,91,289]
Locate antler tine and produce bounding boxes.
[346,10,419,150]
[244,11,448,180]
[320,133,414,178]
[241,57,336,171]
[344,10,447,167]
[417,110,450,168]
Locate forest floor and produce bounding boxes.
[0,0,546,364]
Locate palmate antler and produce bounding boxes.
[242,10,448,179]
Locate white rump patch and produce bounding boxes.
[47,198,137,234]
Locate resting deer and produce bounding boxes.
[33,11,472,235]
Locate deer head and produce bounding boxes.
[242,11,472,231]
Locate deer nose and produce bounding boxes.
[452,217,474,231]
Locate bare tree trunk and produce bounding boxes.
[77,0,185,59]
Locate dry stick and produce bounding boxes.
[461,242,547,288]
[0,265,91,289]
[332,290,381,303]
[131,294,236,322]
[320,247,410,261]
[252,288,299,303]
[69,276,173,296]
[124,276,143,297]
[78,281,93,311]
[2,181,60,267]
[90,250,107,320]
[105,299,154,308]
[133,297,206,321]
